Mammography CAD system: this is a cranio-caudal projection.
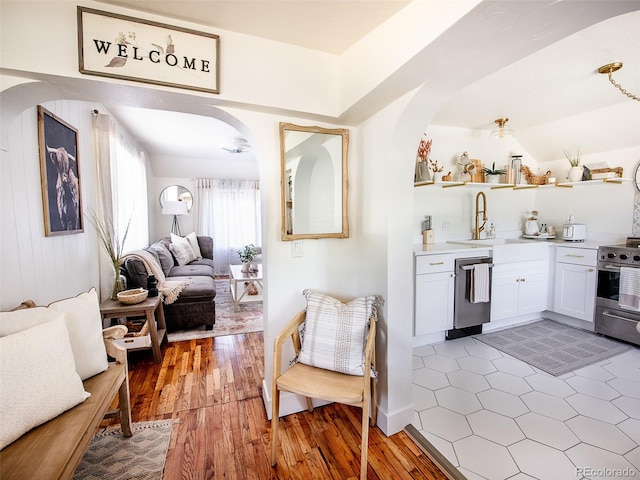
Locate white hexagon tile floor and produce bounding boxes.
[412,336,640,480]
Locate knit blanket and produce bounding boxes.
[121,250,190,305]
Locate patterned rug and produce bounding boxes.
[73,420,172,480]
[167,279,263,342]
[474,319,632,376]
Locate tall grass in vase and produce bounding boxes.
[88,210,131,299]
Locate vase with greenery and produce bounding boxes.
[237,244,258,272]
[564,146,583,182]
[482,162,506,183]
[88,210,131,299]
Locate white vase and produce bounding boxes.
[433,171,443,182]
[568,166,583,182]
[241,262,250,273]
[486,174,501,184]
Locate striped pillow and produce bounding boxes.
[298,290,378,376]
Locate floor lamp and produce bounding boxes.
[162,200,188,236]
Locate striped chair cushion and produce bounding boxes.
[298,290,377,376]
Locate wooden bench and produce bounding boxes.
[0,302,132,480]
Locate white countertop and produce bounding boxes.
[414,238,606,256]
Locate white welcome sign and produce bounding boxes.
[78,7,219,94]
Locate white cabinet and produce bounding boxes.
[491,261,549,321]
[414,270,455,335]
[553,247,597,322]
[414,254,456,336]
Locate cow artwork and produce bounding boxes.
[38,106,83,236]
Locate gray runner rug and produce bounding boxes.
[73,420,173,480]
[474,319,632,376]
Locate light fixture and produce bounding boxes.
[598,62,639,102]
[221,136,251,153]
[490,118,515,139]
[162,200,188,235]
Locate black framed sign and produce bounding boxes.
[77,7,220,94]
[37,106,83,236]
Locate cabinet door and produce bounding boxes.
[518,271,549,316]
[414,271,455,336]
[491,272,520,321]
[553,263,597,322]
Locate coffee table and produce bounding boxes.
[229,264,263,311]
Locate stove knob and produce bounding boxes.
[607,253,616,259]
[634,255,640,262]
[620,254,629,260]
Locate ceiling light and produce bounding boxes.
[221,137,251,153]
[598,62,639,102]
[490,118,515,139]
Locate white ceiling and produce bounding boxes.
[97,1,640,176]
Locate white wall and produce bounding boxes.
[0,101,101,309]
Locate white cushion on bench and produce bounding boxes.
[0,316,90,449]
[0,289,108,380]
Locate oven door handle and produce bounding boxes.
[601,264,621,272]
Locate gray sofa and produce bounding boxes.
[120,236,216,331]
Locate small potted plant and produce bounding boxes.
[564,146,583,182]
[482,162,506,183]
[237,244,258,272]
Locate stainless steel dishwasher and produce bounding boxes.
[446,256,493,340]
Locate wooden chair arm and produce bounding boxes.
[273,311,306,379]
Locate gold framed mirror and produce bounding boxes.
[279,123,349,240]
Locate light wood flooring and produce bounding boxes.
[118,332,448,479]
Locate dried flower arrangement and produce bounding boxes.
[429,159,444,173]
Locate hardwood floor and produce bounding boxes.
[120,332,448,479]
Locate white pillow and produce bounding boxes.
[298,290,378,376]
[0,316,91,449]
[170,233,198,265]
[184,232,203,259]
[47,289,109,380]
[0,289,108,381]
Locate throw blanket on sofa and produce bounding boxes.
[121,250,190,305]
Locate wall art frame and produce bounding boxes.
[77,7,220,94]
[37,105,84,236]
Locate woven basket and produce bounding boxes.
[117,288,149,305]
[521,165,551,185]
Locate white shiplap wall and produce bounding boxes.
[0,100,102,310]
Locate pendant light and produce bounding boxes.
[490,118,515,139]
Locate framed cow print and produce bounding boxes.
[37,106,84,236]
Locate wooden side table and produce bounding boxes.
[99,295,166,363]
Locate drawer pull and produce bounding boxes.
[429,261,445,266]
[588,268,594,272]
[565,254,585,258]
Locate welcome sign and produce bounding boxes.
[78,7,219,94]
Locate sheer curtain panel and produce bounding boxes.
[195,179,261,275]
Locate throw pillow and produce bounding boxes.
[0,289,108,381]
[298,290,379,376]
[170,233,198,266]
[47,289,109,380]
[0,316,91,449]
[185,232,203,259]
[148,242,174,276]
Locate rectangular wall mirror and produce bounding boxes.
[279,122,349,240]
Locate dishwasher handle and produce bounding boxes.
[460,263,494,271]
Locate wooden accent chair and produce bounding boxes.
[271,310,377,480]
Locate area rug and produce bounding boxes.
[73,420,173,480]
[167,279,263,342]
[474,319,632,376]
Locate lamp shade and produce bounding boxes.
[490,118,515,139]
[162,200,188,216]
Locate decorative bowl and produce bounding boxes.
[117,288,148,305]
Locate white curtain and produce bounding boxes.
[195,179,261,275]
[92,113,149,299]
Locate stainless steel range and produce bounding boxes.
[595,239,640,346]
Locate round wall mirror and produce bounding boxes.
[159,185,193,212]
